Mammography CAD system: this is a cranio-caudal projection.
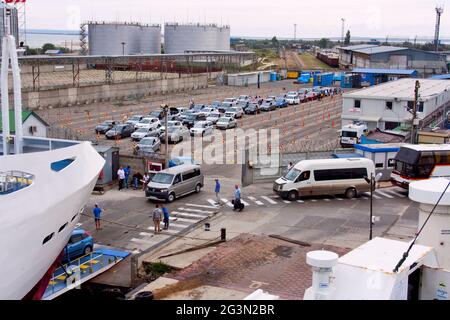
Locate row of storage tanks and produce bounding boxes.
[88,22,230,56]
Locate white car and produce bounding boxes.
[206,112,221,124]
[286,94,300,105]
[202,107,215,117]
[135,117,161,130]
[228,106,244,118]
[225,111,237,119]
[238,95,251,103]
[165,126,190,144]
[190,121,214,137]
[161,120,183,133]
[216,117,237,130]
[267,96,277,101]
[287,91,298,96]
[224,98,237,104]
[131,127,161,141]
[126,115,144,127]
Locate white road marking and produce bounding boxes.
[169,217,193,224]
[186,203,218,209]
[375,190,394,199]
[297,200,305,203]
[248,196,264,205]
[323,198,331,202]
[310,199,318,202]
[171,211,205,219]
[261,196,278,204]
[387,189,407,198]
[178,207,214,215]
[240,200,250,206]
[283,200,291,204]
[364,192,382,200]
[221,199,234,208]
[139,232,153,237]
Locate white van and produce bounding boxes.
[273,158,375,201]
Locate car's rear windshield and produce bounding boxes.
[152,173,174,184]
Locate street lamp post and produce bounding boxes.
[121,42,126,56]
[365,172,383,240]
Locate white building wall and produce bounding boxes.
[22,116,47,138]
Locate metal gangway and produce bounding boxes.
[43,249,130,300]
[0,171,34,195]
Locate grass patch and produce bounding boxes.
[298,53,337,70]
[143,261,173,279]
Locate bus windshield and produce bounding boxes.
[393,148,447,179]
[284,169,301,181]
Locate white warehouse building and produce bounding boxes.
[342,79,450,131]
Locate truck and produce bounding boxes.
[340,122,368,148]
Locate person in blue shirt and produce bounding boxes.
[162,205,170,230]
[215,179,222,206]
[233,185,243,212]
[93,204,102,230]
[124,166,131,189]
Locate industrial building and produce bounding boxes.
[0,2,19,52]
[352,68,418,86]
[164,23,230,54]
[341,78,450,132]
[87,22,161,56]
[338,44,447,76]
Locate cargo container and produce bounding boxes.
[313,72,334,86]
[297,72,311,83]
[287,71,300,79]
[341,73,362,89]
[270,72,277,82]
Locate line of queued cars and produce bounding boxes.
[93,86,340,153]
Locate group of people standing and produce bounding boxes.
[152,204,171,234]
[215,179,244,212]
[117,166,151,191]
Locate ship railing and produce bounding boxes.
[45,252,118,296]
[0,171,34,195]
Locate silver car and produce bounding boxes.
[136,137,161,155]
[145,164,204,202]
[216,117,237,130]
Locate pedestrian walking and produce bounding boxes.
[124,166,131,189]
[162,205,170,230]
[93,204,102,231]
[233,185,244,212]
[142,172,150,191]
[152,205,163,234]
[215,179,222,206]
[117,167,125,190]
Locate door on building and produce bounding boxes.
[112,150,120,181]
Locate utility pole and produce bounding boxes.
[341,18,346,43]
[410,80,421,144]
[294,24,297,41]
[161,104,169,168]
[121,42,126,55]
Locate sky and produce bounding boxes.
[26,0,450,39]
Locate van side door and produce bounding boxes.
[172,174,183,196]
[296,171,312,195]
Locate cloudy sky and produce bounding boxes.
[27,0,450,39]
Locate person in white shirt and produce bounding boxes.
[117,167,125,190]
[141,172,150,191]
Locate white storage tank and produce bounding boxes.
[164,23,230,54]
[88,22,161,56]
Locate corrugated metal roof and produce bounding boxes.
[430,74,450,79]
[338,44,378,51]
[352,68,418,75]
[352,46,408,55]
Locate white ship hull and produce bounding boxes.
[0,142,105,300]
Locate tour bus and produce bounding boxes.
[273,158,375,201]
[391,144,450,189]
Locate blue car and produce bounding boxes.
[63,229,94,262]
[275,98,288,108]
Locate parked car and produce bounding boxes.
[216,117,237,130]
[238,95,251,103]
[298,88,310,102]
[146,164,204,202]
[225,111,237,119]
[63,229,94,262]
[135,117,161,130]
[306,91,317,101]
[192,104,206,114]
[267,96,277,101]
[126,115,144,127]
[131,127,162,141]
[179,109,195,121]
[106,124,134,139]
[183,113,207,128]
[206,111,221,124]
[224,98,237,104]
[136,137,161,154]
[190,121,214,137]
[260,99,276,112]
[286,94,300,105]
[275,98,288,108]
[244,103,260,115]
[201,107,215,117]
[95,120,119,134]
[148,110,164,120]
[161,120,183,133]
[237,101,250,109]
[218,101,235,113]
[211,101,222,109]
[229,106,244,118]
[164,126,190,144]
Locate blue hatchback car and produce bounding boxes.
[63,229,94,262]
[275,98,288,108]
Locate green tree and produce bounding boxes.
[318,38,330,49]
[344,30,351,45]
[42,43,56,52]
[271,36,279,48]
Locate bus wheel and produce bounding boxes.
[345,188,357,199]
[288,190,299,201]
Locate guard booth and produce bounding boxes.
[354,143,406,181]
[94,146,120,192]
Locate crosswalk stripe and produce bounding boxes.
[240,200,250,206]
[310,199,317,202]
[283,200,291,204]
[364,192,382,200]
[171,211,205,219]
[186,203,218,209]
[178,207,214,215]
[375,190,394,199]
[261,196,278,204]
[387,190,407,198]
[297,200,304,203]
[169,217,192,224]
[221,199,234,208]
[323,198,331,202]
[207,199,220,207]
[248,196,264,205]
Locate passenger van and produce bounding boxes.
[146,164,204,202]
[273,158,375,201]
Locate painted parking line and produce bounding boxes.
[261,196,278,205]
[248,196,264,205]
[375,190,394,199]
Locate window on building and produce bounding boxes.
[386,101,393,110]
[407,101,414,110]
[418,102,424,113]
[376,163,384,169]
[354,100,361,109]
[385,122,400,130]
